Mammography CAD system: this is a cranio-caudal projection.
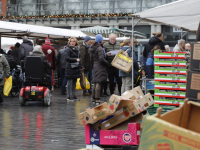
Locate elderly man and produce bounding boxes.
[21,36,33,61]
[104,33,122,95]
[165,45,170,52]
[185,43,191,52]
[173,39,185,52]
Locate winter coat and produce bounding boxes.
[10,47,21,61]
[0,54,10,86]
[146,52,154,66]
[64,46,81,79]
[90,43,109,83]
[119,46,139,78]
[41,44,56,69]
[80,42,92,71]
[56,48,66,69]
[143,37,165,58]
[21,39,33,61]
[173,44,184,52]
[103,42,121,66]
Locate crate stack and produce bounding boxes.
[153,51,188,106]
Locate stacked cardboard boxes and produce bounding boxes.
[186,43,200,101]
[154,50,187,106]
[78,86,154,146]
[139,100,200,150]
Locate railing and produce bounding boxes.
[6,0,177,17]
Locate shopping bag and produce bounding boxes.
[3,76,12,96]
[76,76,90,90]
[111,49,132,74]
[80,71,86,89]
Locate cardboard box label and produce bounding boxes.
[193,44,200,60]
[191,73,200,90]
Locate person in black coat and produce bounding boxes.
[64,37,82,101]
[11,42,21,61]
[143,32,165,58]
[90,34,109,103]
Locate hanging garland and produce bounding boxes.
[0,13,132,20]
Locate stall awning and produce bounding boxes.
[132,0,200,32]
[78,26,147,38]
[0,21,87,39]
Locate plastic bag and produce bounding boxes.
[4,76,12,96]
[76,76,90,90]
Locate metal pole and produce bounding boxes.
[132,17,134,89]
[0,33,1,49]
[181,28,183,38]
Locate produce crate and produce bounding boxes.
[154,66,187,75]
[154,89,186,99]
[154,96,184,106]
[154,50,186,59]
[154,58,187,67]
[154,74,186,83]
[147,105,176,115]
[154,81,186,91]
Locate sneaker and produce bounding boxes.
[67,96,74,101]
[83,92,90,96]
[73,95,79,101]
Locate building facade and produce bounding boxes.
[0,0,7,16]
[4,0,197,46]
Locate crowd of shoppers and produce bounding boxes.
[1,31,192,104]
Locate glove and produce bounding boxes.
[6,74,10,78]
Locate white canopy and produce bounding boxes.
[132,0,200,32]
[0,21,87,39]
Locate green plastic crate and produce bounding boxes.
[147,106,176,115]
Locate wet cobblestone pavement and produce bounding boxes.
[0,89,110,150]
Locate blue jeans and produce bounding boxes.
[83,70,92,93]
[59,68,67,93]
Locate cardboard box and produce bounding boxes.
[189,43,200,71]
[130,86,144,99]
[85,123,140,146]
[139,100,200,150]
[78,103,111,125]
[111,50,132,74]
[111,111,149,130]
[93,102,143,130]
[122,91,138,100]
[93,98,153,130]
[186,70,200,100]
[108,94,134,113]
[144,93,154,106]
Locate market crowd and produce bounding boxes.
[0,33,191,103]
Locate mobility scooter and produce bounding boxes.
[19,56,51,106]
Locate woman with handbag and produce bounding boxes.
[65,37,82,101]
[0,53,10,103]
[90,34,109,103]
[119,39,139,94]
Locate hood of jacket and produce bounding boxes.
[120,46,131,51]
[90,43,101,53]
[149,37,162,45]
[23,39,33,46]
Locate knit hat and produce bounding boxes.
[45,37,51,45]
[84,36,92,42]
[95,34,103,43]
